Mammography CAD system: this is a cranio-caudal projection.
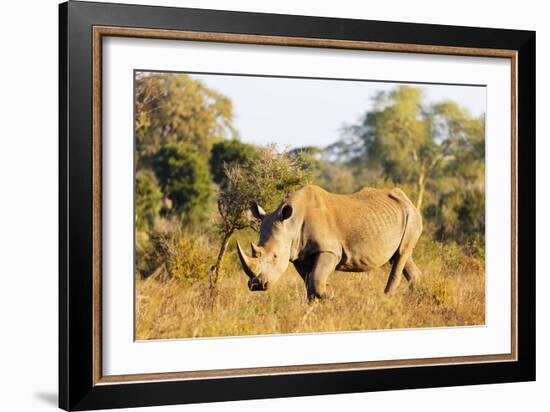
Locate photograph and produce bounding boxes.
[54,2,536,410]
[134,71,487,340]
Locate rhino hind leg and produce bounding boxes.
[386,198,423,294]
[384,251,411,295]
[403,256,421,287]
[389,255,420,286]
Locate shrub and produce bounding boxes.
[135,230,157,277]
[155,231,216,284]
[135,171,163,231]
[414,276,455,307]
[209,140,257,186]
[153,142,213,222]
[210,145,313,288]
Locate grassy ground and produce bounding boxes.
[135,235,485,340]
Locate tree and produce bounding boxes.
[336,85,485,245]
[316,162,356,194]
[289,146,356,194]
[288,146,323,175]
[209,139,258,186]
[427,101,485,243]
[349,86,437,210]
[135,72,234,168]
[210,146,312,290]
[344,86,484,210]
[153,142,213,223]
[135,171,163,231]
[430,101,485,182]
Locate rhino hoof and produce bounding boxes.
[307,291,332,301]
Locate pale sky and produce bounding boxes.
[189,73,486,149]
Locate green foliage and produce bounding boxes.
[135,171,163,231]
[359,86,430,183]
[335,85,485,245]
[315,162,356,194]
[209,139,258,185]
[427,188,485,244]
[217,145,313,234]
[288,146,323,175]
[135,72,234,166]
[153,142,213,223]
[210,146,313,288]
[135,230,157,277]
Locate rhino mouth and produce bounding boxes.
[248,278,267,291]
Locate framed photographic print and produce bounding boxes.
[59,1,535,410]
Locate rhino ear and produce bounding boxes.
[251,202,266,220]
[281,204,293,221]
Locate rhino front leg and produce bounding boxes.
[293,259,313,284]
[308,252,339,300]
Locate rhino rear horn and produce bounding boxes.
[250,242,262,257]
[251,202,266,220]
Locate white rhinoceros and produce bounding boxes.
[237,184,423,300]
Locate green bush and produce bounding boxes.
[210,140,257,186]
[135,72,234,164]
[153,142,213,222]
[135,171,162,231]
[135,230,157,277]
[155,231,216,284]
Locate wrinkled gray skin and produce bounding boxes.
[237,185,423,300]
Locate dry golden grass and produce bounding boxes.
[135,235,485,340]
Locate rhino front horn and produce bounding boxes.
[236,241,259,279]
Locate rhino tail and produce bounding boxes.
[389,189,423,255]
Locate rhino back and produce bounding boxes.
[294,186,409,270]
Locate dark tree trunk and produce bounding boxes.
[210,228,234,291]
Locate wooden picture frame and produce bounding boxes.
[59,1,535,410]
